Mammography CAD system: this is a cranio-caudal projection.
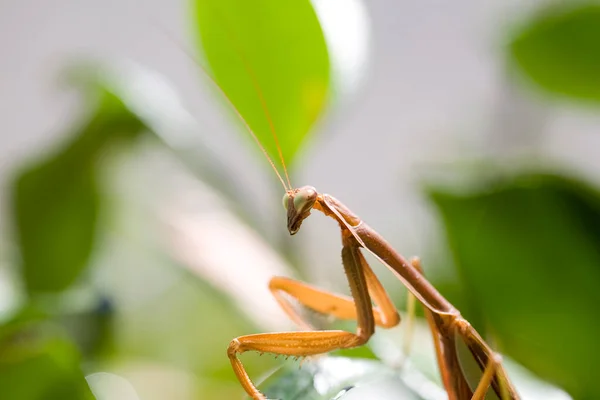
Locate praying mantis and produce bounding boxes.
[222,95,520,400]
[227,181,520,400]
[186,5,520,400]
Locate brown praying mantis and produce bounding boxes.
[184,10,520,400]
[227,182,520,400]
[223,103,520,399]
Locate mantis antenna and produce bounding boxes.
[147,13,292,192]
[213,12,294,191]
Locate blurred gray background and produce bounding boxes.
[2,0,600,286]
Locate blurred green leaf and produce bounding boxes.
[59,297,115,359]
[510,3,600,103]
[332,345,377,361]
[12,92,145,294]
[0,310,94,400]
[192,0,330,165]
[429,173,600,399]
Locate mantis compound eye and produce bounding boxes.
[293,186,317,213]
[282,192,290,210]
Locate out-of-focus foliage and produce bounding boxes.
[113,265,278,390]
[12,93,144,293]
[0,308,95,400]
[192,0,330,165]
[430,173,600,399]
[4,63,281,399]
[510,3,600,103]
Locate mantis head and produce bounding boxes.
[283,186,318,235]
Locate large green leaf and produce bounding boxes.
[12,92,144,293]
[429,173,600,399]
[191,0,330,166]
[510,3,600,103]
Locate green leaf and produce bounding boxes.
[191,0,330,166]
[510,3,600,103]
[429,173,600,399]
[12,92,145,293]
[0,310,95,400]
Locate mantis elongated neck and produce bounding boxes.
[315,194,456,316]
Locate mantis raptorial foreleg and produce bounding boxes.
[228,230,400,399]
[270,241,400,330]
